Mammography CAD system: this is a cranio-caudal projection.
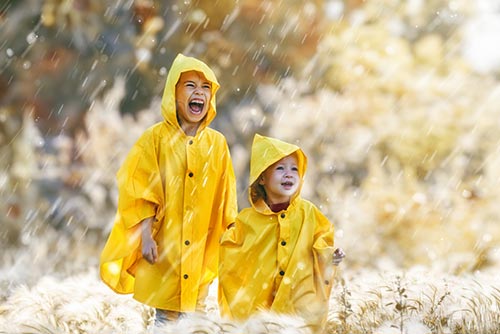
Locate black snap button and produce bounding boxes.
[280,213,285,218]
[279,270,285,276]
[189,140,193,145]
[183,274,189,279]
[184,240,190,245]
[325,280,330,285]
[281,241,286,246]
[188,172,193,177]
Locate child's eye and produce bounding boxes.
[276,166,284,170]
[202,84,211,89]
[292,167,298,171]
[186,82,195,87]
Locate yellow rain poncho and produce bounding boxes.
[218,134,336,333]
[100,54,237,311]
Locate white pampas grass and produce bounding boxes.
[2,267,500,333]
[0,271,310,334]
[146,312,311,334]
[0,270,150,333]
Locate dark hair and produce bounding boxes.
[250,180,267,203]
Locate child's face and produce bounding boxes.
[259,154,300,204]
[175,71,212,129]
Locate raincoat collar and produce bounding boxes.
[248,134,307,211]
[161,53,220,135]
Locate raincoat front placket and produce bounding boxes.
[181,134,199,310]
[276,210,291,285]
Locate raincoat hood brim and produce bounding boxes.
[248,134,307,206]
[161,53,220,132]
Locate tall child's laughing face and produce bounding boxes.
[259,154,300,204]
[175,71,212,132]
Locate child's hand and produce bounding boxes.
[141,217,158,264]
[142,236,158,264]
[332,247,345,266]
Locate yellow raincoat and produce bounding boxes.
[100,54,237,311]
[218,134,336,333]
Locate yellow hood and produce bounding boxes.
[161,53,220,131]
[249,134,307,204]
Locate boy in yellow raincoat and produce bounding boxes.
[218,134,345,333]
[100,54,237,323]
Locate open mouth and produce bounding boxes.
[282,181,294,187]
[189,99,205,114]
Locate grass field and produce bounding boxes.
[1,250,500,334]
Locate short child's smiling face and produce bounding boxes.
[175,71,212,133]
[259,154,300,204]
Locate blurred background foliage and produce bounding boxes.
[2,0,500,290]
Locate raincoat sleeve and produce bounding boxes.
[295,206,336,331]
[116,132,164,229]
[218,217,244,318]
[220,141,238,230]
[312,207,335,267]
[201,138,238,286]
[99,129,164,294]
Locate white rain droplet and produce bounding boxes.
[36,138,45,148]
[482,234,492,243]
[135,48,152,63]
[297,261,306,270]
[26,32,38,45]
[412,192,427,204]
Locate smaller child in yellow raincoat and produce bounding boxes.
[218,134,345,333]
[100,54,237,324]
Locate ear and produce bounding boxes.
[258,176,265,185]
